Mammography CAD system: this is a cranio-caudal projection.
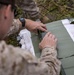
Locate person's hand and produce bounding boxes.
[25,19,47,32]
[39,32,57,50]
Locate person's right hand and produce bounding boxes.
[39,32,57,50]
[25,19,47,32]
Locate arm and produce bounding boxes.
[6,18,47,36]
[40,47,61,75]
[0,33,61,75]
[6,19,21,36]
[37,32,61,75]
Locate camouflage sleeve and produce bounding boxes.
[19,0,40,20]
[40,47,61,75]
[0,41,61,75]
[6,19,21,36]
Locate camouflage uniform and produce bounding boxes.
[0,19,61,75]
[6,19,20,36]
[18,0,40,20]
[0,41,61,75]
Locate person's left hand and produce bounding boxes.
[25,19,47,32]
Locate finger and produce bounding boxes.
[36,23,47,32]
[41,24,47,29]
[45,32,51,37]
[52,35,56,39]
[49,34,53,38]
[39,26,47,32]
[42,32,51,40]
[55,38,58,42]
[39,22,46,27]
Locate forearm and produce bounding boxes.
[6,17,46,37]
[6,19,22,36]
[6,18,35,37]
[40,47,61,75]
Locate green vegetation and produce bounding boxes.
[36,0,74,22]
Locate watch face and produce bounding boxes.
[19,18,25,27]
[20,18,24,21]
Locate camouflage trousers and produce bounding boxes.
[18,0,40,20]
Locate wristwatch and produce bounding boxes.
[19,18,25,27]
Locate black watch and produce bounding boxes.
[19,18,25,27]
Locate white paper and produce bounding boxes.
[62,19,74,42]
[18,29,35,56]
[62,19,70,25]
